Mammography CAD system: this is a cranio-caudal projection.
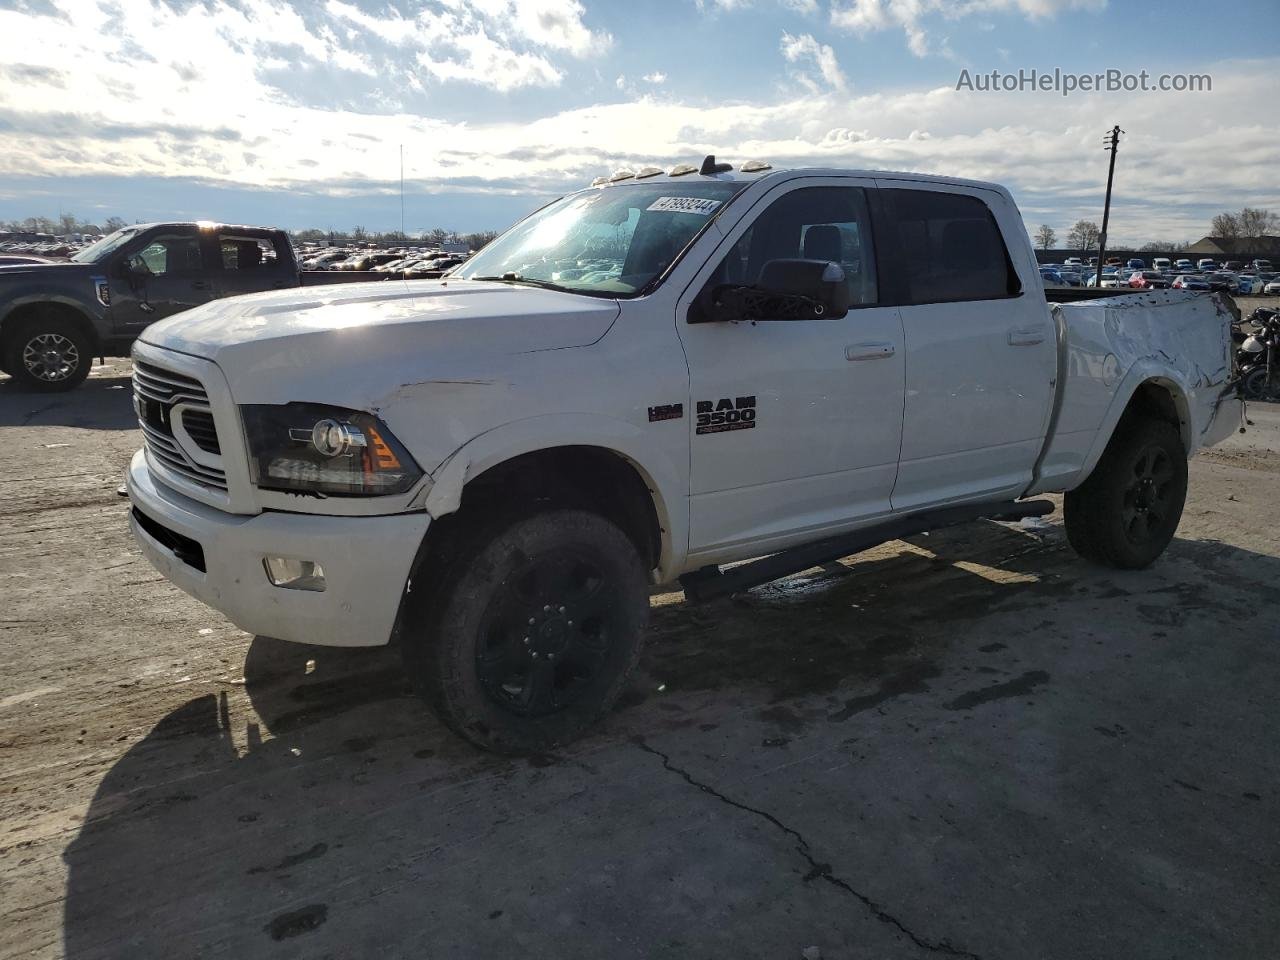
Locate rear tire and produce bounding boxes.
[3,313,93,392]
[1064,416,1187,569]
[402,509,649,753]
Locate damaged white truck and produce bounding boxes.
[125,160,1241,751]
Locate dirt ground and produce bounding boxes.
[1,336,1278,958]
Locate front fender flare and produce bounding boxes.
[418,413,688,581]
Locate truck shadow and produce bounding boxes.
[0,370,136,429]
[59,522,1279,957]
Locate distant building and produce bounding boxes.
[1185,235,1280,259]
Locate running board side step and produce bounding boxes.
[678,499,1055,603]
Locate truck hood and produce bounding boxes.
[0,262,94,281]
[139,279,621,407]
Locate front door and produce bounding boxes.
[675,180,906,562]
[110,227,216,334]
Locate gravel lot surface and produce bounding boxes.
[1,346,1277,959]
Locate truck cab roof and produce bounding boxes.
[585,162,1014,202]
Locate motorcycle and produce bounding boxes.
[1237,307,1280,401]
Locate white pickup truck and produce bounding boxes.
[125,159,1240,751]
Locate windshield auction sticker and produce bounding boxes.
[646,196,723,215]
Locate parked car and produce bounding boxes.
[1153,258,1171,272]
[1265,279,1280,295]
[1174,259,1194,271]
[1128,270,1169,289]
[1197,259,1218,270]
[1205,272,1237,293]
[1126,258,1147,271]
[1224,261,1244,271]
[0,222,299,391]
[122,162,1241,751]
[1251,259,1274,272]
[1171,275,1211,291]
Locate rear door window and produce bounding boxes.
[218,233,285,271]
[883,189,1021,304]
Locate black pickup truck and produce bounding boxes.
[0,222,299,391]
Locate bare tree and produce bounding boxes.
[1034,224,1056,250]
[1066,219,1100,253]
[1211,212,1240,242]
[351,225,368,241]
[1237,207,1279,239]
[103,216,127,232]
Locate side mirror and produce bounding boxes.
[696,258,850,323]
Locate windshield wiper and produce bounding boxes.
[469,272,570,293]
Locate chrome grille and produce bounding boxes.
[133,360,227,491]
[182,409,221,454]
[133,359,210,405]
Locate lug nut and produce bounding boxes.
[531,651,539,659]
[567,620,574,627]
[523,637,530,645]
[528,617,536,625]
[558,605,566,613]
[547,653,555,661]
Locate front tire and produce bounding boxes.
[402,509,649,753]
[3,314,93,392]
[1064,416,1188,569]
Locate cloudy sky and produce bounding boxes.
[1,0,1278,244]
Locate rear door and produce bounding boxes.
[878,184,1055,510]
[213,230,296,298]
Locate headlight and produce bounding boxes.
[240,402,422,496]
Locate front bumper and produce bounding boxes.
[126,449,430,647]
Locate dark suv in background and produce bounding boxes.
[0,222,298,391]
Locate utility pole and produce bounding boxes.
[399,144,405,239]
[1095,125,1122,287]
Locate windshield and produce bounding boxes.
[453,180,747,297]
[71,227,142,263]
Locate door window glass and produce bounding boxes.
[710,186,878,306]
[884,189,1021,303]
[132,234,202,276]
[220,235,280,270]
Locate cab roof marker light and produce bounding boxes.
[635,166,664,179]
[740,159,772,173]
[608,169,636,182]
[668,164,697,177]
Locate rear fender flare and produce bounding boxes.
[1077,363,1192,484]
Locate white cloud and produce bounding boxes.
[780,31,848,92]
[0,1,1271,245]
[831,0,1107,57]
[643,71,667,84]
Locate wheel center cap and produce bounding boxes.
[535,617,569,654]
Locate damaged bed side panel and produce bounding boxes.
[1027,291,1240,496]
